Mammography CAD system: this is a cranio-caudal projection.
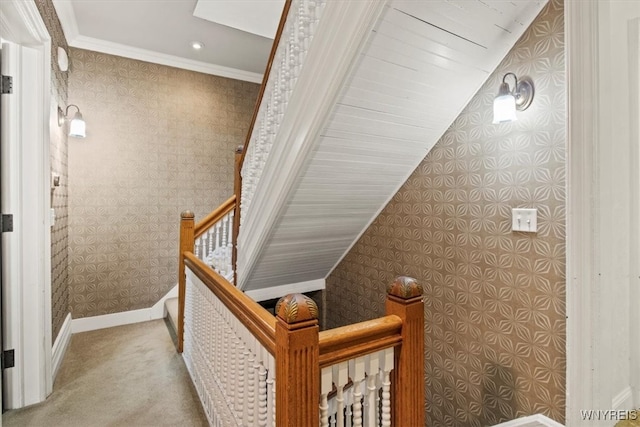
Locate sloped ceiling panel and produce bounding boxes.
[244,0,548,292]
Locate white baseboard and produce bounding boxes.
[613,386,634,411]
[244,278,325,302]
[71,285,178,333]
[493,414,565,427]
[51,313,72,381]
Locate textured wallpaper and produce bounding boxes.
[35,0,71,342]
[68,49,258,317]
[326,0,566,425]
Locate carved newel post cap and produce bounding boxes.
[181,210,195,219]
[275,293,318,324]
[387,276,423,299]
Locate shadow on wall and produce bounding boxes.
[479,363,517,426]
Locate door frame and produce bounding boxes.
[566,0,640,424]
[0,0,53,408]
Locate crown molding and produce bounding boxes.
[51,0,263,83]
[70,35,263,82]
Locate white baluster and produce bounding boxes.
[364,353,379,427]
[345,375,353,427]
[380,348,394,427]
[320,366,332,427]
[236,332,245,421]
[258,347,269,427]
[195,238,201,260]
[246,333,256,425]
[333,361,348,427]
[268,355,276,427]
[207,228,214,260]
[352,357,365,427]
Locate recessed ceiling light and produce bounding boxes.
[191,41,204,50]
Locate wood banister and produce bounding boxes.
[232,146,243,286]
[177,211,195,353]
[194,195,236,239]
[385,277,425,427]
[238,0,293,170]
[318,315,402,368]
[183,252,276,354]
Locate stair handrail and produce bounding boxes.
[194,195,236,238]
[184,252,277,353]
[318,315,403,368]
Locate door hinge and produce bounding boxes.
[2,350,15,369]
[1,214,13,232]
[1,75,13,94]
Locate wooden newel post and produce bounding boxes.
[232,145,243,286]
[275,293,320,427]
[385,276,425,427]
[177,210,195,353]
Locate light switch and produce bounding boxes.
[50,208,56,227]
[512,208,537,232]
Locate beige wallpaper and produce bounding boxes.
[35,0,71,342]
[326,0,566,425]
[68,49,258,317]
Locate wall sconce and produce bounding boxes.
[492,72,534,124]
[58,104,86,138]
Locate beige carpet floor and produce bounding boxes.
[3,320,207,427]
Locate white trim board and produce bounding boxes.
[629,17,640,408]
[51,313,72,381]
[1,0,53,408]
[50,0,262,84]
[612,387,634,412]
[71,285,177,333]
[493,414,565,427]
[565,1,598,423]
[244,278,325,302]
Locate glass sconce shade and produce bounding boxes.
[493,83,518,123]
[69,111,86,138]
[58,105,86,138]
[492,74,534,124]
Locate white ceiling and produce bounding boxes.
[52,0,285,82]
[193,0,284,39]
[239,0,548,293]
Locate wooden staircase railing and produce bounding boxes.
[175,0,424,423]
[177,197,236,352]
[178,214,424,425]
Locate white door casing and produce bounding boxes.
[566,0,640,424]
[0,1,53,408]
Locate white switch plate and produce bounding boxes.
[512,208,537,232]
